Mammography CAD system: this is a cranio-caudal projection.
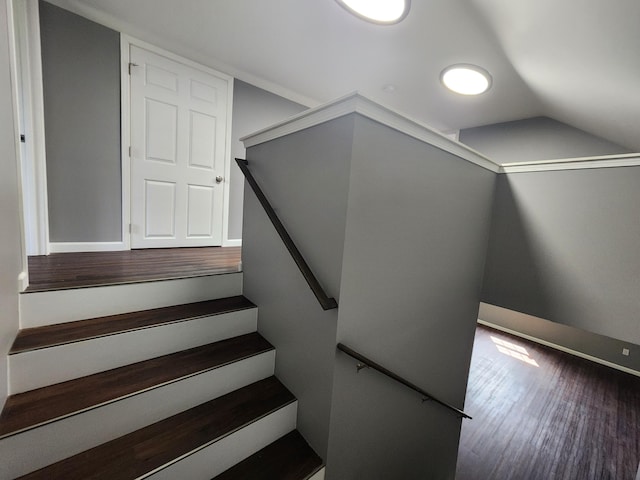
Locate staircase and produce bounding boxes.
[0,272,325,479]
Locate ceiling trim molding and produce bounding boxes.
[500,153,640,173]
[241,92,500,173]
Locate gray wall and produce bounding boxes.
[229,80,306,240]
[40,1,121,242]
[39,1,304,244]
[326,116,496,480]
[460,117,631,163]
[0,1,23,407]
[482,170,640,367]
[242,115,356,457]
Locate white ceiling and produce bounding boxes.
[48,0,640,152]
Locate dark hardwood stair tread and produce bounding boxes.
[10,295,255,354]
[213,430,324,480]
[18,377,295,480]
[0,332,273,438]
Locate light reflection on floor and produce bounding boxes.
[491,336,539,367]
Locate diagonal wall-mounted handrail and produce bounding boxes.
[236,158,338,311]
[337,343,472,419]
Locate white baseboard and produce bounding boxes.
[477,318,640,378]
[222,238,242,247]
[49,242,127,253]
[18,271,28,292]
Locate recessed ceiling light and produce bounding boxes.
[441,64,492,95]
[335,0,410,24]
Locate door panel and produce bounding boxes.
[130,45,229,248]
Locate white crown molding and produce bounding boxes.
[500,153,640,173]
[241,92,500,173]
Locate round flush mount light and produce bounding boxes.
[335,0,410,25]
[441,64,492,95]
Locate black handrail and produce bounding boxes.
[337,343,472,419]
[236,158,338,310]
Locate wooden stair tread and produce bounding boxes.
[17,377,295,480]
[213,430,324,480]
[10,295,255,354]
[0,332,273,438]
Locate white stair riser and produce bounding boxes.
[20,273,243,328]
[309,467,326,480]
[146,402,297,480]
[9,308,257,393]
[0,352,275,479]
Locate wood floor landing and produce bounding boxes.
[26,246,241,292]
[456,324,640,480]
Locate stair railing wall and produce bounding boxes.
[236,158,337,311]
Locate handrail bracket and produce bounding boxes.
[337,342,472,420]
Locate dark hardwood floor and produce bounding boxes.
[26,246,241,292]
[456,324,640,480]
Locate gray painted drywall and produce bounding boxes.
[0,1,23,407]
[326,116,496,480]
[482,170,640,350]
[242,115,355,457]
[478,304,640,372]
[459,117,631,163]
[229,80,306,240]
[40,1,121,242]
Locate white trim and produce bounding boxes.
[241,92,500,173]
[500,153,640,173]
[221,70,234,249]
[6,0,29,291]
[477,319,640,378]
[12,0,49,256]
[119,34,131,250]
[18,271,28,292]
[49,242,127,253]
[222,238,242,247]
[120,35,234,83]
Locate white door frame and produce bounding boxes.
[121,34,236,249]
[10,0,49,259]
[10,14,237,258]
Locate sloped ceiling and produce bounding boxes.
[47,0,640,152]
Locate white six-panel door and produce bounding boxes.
[130,45,230,248]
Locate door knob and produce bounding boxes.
[215,176,224,183]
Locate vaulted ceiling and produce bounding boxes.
[48,0,640,151]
